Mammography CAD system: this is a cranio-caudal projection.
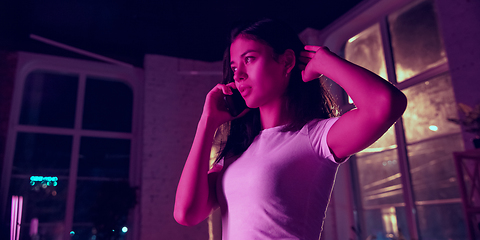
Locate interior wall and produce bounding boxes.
[141,54,222,240]
[0,51,16,180]
[0,50,17,240]
[435,0,480,150]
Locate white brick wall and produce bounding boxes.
[142,54,222,240]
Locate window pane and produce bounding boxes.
[78,137,130,178]
[416,204,467,239]
[389,0,447,82]
[402,73,460,143]
[407,134,463,202]
[355,122,408,238]
[13,132,72,176]
[82,77,133,132]
[402,73,467,236]
[19,71,78,128]
[74,180,135,239]
[17,223,66,240]
[71,226,95,240]
[364,207,410,240]
[345,23,388,80]
[356,150,404,207]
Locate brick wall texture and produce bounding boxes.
[141,54,222,240]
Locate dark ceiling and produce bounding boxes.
[0,0,362,67]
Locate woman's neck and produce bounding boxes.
[259,98,289,130]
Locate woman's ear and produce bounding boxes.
[283,49,296,74]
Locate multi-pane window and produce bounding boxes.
[344,0,466,239]
[2,55,140,240]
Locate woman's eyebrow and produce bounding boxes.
[230,50,258,65]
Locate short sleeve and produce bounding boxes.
[307,117,339,163]
[208,158,224,173]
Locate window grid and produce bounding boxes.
[0,53,140,240]
[345,5,453,239]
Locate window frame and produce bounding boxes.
[0,51,144,240]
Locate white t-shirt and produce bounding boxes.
[216,118,342,240]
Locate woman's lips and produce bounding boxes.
[237,85,251,97]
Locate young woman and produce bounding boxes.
[174,19,407,240]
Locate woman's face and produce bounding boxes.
[230,36,289,109]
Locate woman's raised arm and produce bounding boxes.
[301,46,407,161]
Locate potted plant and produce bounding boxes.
[448,103,480,148]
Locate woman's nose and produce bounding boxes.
[233,67,247,82]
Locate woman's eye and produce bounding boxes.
[245,56,255,63]
[231,67,237,72]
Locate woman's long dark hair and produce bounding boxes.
[215,18,338,162]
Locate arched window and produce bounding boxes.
[1,52,143,240]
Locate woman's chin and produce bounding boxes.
[245,101,257,109]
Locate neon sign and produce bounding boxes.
[30,176,58,187]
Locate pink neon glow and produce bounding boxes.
[30,218,39,237]
[10,196,17,240]
[10,196,23,240]
[17,197,23,240]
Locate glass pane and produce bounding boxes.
[364,207,410,240]
[408,134,463,202]
[9,177,68,223]
[402,73,467,236]
[355,119,408,238]
[389,0,447,82]
[19,70,78,128]
[403,73,461,142]
[74,180,135,239]
[78,137,130,178]
[356,150,404,207]
[71,225,95,240]
[82,77,133,132]
[13,132,72,176]
[416,203,467,239]
[17,223,66,240]
[345,23,388,80]
[402,73,460,143]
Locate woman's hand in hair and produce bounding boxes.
[299,45,335,82]
[202,83,249,128]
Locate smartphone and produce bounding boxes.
[224,89,247,117]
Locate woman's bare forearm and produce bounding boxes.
[174,115,219,226]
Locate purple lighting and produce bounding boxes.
[10,196,23,240]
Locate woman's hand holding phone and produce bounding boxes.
[202,83,249,129]
[224,88,247,117]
